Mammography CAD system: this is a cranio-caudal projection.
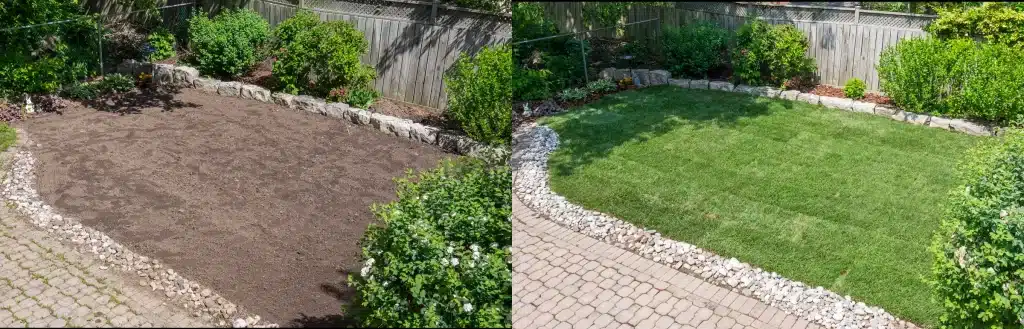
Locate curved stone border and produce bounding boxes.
[0,139,279,327]
[118,60,502,157]
[597,67,997,137]
[511,123,922,329]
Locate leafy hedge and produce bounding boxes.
[0,0,99,98]
[878,37,1024,125]
[445,44,512,146]
[187,9,270,79]
[349,157,512,328]
[930,128,1024,328]
[927,3,1024,49]
[662,21,729,79]
[731,19,816,87]
[271,11,376,102]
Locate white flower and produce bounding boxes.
[470,244,480,252]
[360,266,370,277]
[462,303,473,313]
[1001,209,1009,218]
[451,257,460,266]
[490,242,498,249]
[446,246,454,254]
[366,258,375,267]
[441,258,449,266]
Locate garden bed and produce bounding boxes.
[525,85,984,327]
[16,88,451,326]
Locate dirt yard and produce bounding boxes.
[16,88,451,327]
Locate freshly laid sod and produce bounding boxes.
[540,86,981,326]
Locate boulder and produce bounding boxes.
[819,96,853,110]
[194,78,220,94]
[351,108,372,126]
[599,67,617,80]
[152,64,175,86]
[779,90,800,101]
[689,80,710,89]
[293,95,326,114]
[732,85,756,95]
[927,116,952,130]
[116,60,139,75]
[172,66,200,88]
[383,117,414,139]
[649,70,670,85]
[631,69,650,87]
[409,124,440,145]
[904,111,930,125]
[272,92,296,109]
[324,102,349,119]
[873,105,898,117]
[948,119,993,136]
[240,84,272,103]
[796,93,821,105]
[135,62,154,76]
[216,81,242,97]
[709,81,734,91]
[668,79,690,88]
[849,101,876,114]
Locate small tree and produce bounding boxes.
[445,44,513,146]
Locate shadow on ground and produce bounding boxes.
[288,269,364,328]
[81,85,199,115]
[538,85,793,177]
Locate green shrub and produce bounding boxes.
[187,9,270,78]
[445,44,512,146]
[348,157,512,328]
[843,78,867,99]
[96,74,136,94]
[62,83,99,100]
[543,38,591,91]
[511,2,558,64]
[662,21,729,79]
[947,42,1024,124]
[585,79,617,94]
[877,37,959,114]
[513,68,552,101]
[557,87,589,102]
[930,128,1024,328]
[272,13,376,98]
[346,87,379,109]
[730,19,816,87]
[0,0,99,98]
[927,2,1024,49]
[270,10,321,52]
[146,28,176,62]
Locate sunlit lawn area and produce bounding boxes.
[539,86,982,326]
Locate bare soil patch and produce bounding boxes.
[16,88,451,327]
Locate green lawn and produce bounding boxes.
[539,86,981,327]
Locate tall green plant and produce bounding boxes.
[272,14,375,98]
[662,21,729,79]
[928,2,1024,49]
[349,157,512,328]
[930,128,1024,329]
[445,45,513,146]
[730,19,815,87]
[187,9,270,78]
[878,37,965,115]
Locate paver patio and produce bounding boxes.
[512,194,823,329]
[0,206,207,328]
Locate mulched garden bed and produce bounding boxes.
[805,84,892,105]
[17,88,451,327]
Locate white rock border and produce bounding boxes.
[595,66,997,137]
[119,60,503,157]
[511,124,922,329]
[0,136,277,328]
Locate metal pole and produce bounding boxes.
[97,17,104,76]
[579,37,589,85]
[431,0,439,24]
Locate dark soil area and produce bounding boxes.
[17,88,451,327]
[806,84,892,105]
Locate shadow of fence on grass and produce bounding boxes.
[543,85,793,177]
[81,85,199,115]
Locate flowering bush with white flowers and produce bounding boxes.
[349,157,512,328]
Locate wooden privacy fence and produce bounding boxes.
[246,0,510,110]
[541,2,938,91]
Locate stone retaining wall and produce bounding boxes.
[596,67,997,137]
[117,60,502,157]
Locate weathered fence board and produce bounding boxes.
[245,0,509,110]
[542,2,935,91]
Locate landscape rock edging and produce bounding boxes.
[117,60,501,158]
[511,123,922,329]
[594,67,998,137]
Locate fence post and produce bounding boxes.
[854,5,860,24]
[579,37,589,85]
[298,0,304,9]
[431,0,439,24]
[97,17,104,76]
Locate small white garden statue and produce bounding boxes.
[23,94,34,114]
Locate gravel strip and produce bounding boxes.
[511,123,922,329]
[1,139,278,329]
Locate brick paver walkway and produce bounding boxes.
[0,207,209,328]
[512,195,823,329]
